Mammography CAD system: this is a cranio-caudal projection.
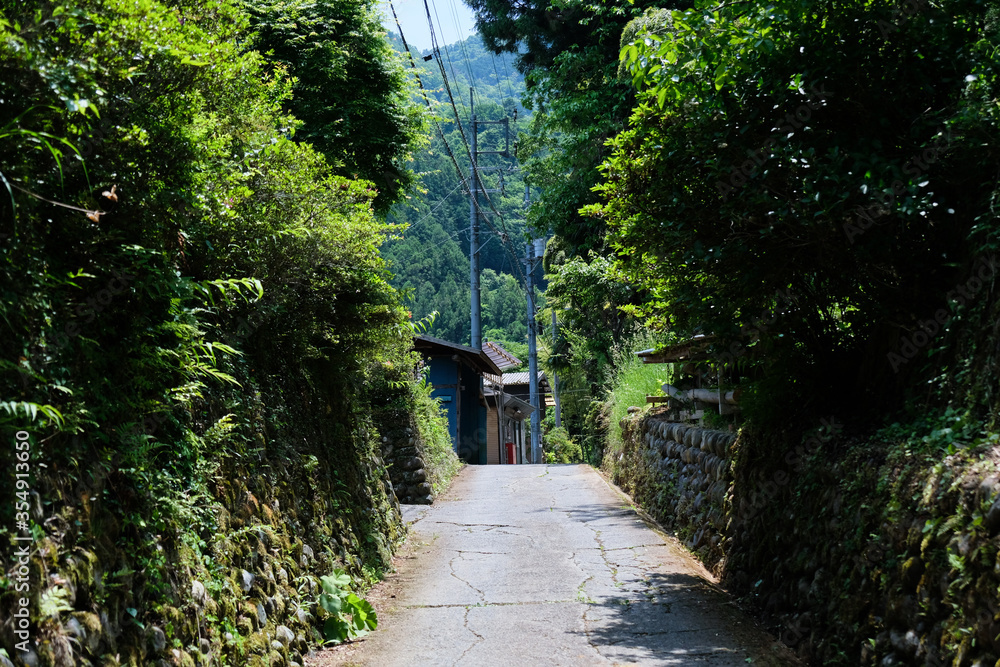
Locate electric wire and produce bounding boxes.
[443,0,476,87]
[499,51,517,105]
[391,0,471,216]
[388,3,537,350]
[399,0,529,293]
[420,8,528,293]
[430,0,470,115]
[405,179,465,231]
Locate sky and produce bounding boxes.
[379,0,477,52]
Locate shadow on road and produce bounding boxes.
[578,571,759,665]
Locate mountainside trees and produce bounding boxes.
[380,32,530,352]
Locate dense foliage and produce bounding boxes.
[0,0,432,662]
[463,0,1000,487]
[243,0,423,213]
[597,0,1000,427]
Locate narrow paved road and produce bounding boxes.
[310,465,795,666]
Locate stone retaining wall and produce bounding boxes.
[609,412,1000,665]
[1,391,403,667]
[378,410,433,505]
[611,414,736,569]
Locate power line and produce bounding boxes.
[489,54,503,97]
[391,1,471,208]
[395,0,529,295]
[405,179,465,231]
[430,0,469,116]
[444,0,476,87]
[418,0,527,293]
[388,2,534,360]
[499,51,517,104]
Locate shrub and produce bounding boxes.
[601,330,673,459]
[543,426,582,464]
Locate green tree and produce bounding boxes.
[243,0,424,212]
[596,0,996,423]
[482,268,527,344]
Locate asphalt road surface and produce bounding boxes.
[309,465,796,666]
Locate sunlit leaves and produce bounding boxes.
[593,0,998,420]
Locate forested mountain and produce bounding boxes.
[380,32,533,356]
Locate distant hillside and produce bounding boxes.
[381,31,532,355]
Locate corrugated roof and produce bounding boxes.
[484,388,535,418]
[502,370,546,387]
[636,334,715,363]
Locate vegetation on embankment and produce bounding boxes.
[0,0,446,664]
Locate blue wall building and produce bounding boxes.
[414,336,502,464]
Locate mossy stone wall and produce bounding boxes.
[609,412,1000,666]
[378,409,433,505]
[1,377,403,667]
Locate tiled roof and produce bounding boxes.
[483,341,521,370]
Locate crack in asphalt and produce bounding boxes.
[308,467,795,667]
[602,543,666,551]
[570,505,619,661]
[403,599,577,609]
[567,550,596,605]
[448,552,486,603]
[431,521,515,529]
[581,606,604,659]
[565,498,690,660]
[453,606,485,667]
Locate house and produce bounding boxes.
[484,388,533,464]
[500,370,550,424]
[413,336,520,464]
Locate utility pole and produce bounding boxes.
[525,241,540,463]
[551,309,561,429]
[468,88,512,350]
[469,88,481,350]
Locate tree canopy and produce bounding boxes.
[243,0,424,212]
[596,0,999,421]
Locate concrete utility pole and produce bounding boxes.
[526,241,540,463]
[469,88,481,350]
[551,309,561,429]
[468,88,512,350]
